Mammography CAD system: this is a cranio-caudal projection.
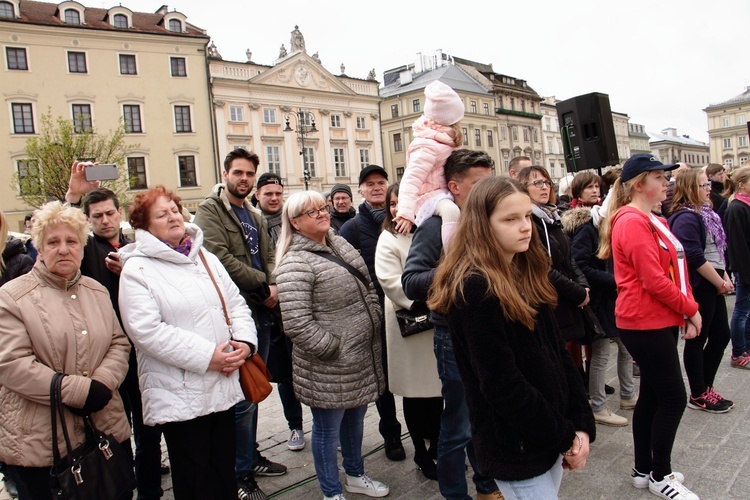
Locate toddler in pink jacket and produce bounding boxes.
[394,81,464,251]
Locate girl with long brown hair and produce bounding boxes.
[429,176,594,499]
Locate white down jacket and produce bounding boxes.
[118,223,257,426]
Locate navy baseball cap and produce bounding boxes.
[621,154,679,182]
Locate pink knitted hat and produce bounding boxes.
[424,81,464,126]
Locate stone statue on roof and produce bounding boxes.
[279,44,287,58]
[246,49,252,62]
[340,63,345,74]
[208,41,222,59]
[290,25,306,53]
[312,52,321,64]
[367,68,377,81]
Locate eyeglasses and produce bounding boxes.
[295,207,329,219]
[699,183,712,190]
[527,180,553,189]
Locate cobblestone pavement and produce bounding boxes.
[2,297,748,499]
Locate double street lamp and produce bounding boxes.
[284,109,318,190]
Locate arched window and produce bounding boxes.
[113,13,128,28]
[0,1,15,18]
[168,19,181,32]
[64,9,80,24]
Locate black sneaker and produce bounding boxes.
[384,437,406,461]
[237,473,268,500]
[252,455,287,476]
[687,390,732,413]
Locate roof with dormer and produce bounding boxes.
[1,1,207,38]
[704,87,750,110]
[379,64,489,97]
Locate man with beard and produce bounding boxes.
[194,149,285,500]
[255,172,305,452]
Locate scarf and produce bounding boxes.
[532,202,560,223]
[686,203,727,254]
[264,211,283,247]
[736,192,750,207]
[569,198,601,209]
[163,234,192,256]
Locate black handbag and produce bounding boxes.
[49,373,135,500]
[581,305,606,345]
[395,302,434,338]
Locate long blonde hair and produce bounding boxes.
[428,177,557,330]
[671,168,706,212]
[598,171,649,259]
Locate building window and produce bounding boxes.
[123,105,142,133]
[263,108,276,124]
[413,99,420,113]
[724,158,733,167]
[549,160,556,178]
[72,104,92,133]
[483,103,490,115]
[359,149,370,170]
[723,138,732,149]
[487,130,494,147]
[0,2,15,18]
[68,52,87,73]
[393,133,402,152]
[330,114,341,128]
[470,101,477,113]
[178,156,197,186]
[174,106,192,133]
[266,146,280,175]
[739,136,748,147]
[521,101,526,113]
[64,9,80,25]
[127,157,147,190]
[12,103,34,134]
[168,19,182,32]
[462,128,468,142]
[6,47,27,70]
[512,126,518,141]
[510,98,515,111]
[722,117,730,128]
[112,13,128,28]
[300,111,314,127]
[17,160,40,195]
[740,156,748,166]
[533,129,539,143]
[119,54,136,75]
[548,140,553,154]
[356,116,366,129]
[739,115,746,126]
[501,126,507,140]
[523,128,529,142]
[229,105,244,122]
[391,104,399,118]
[170,57,186,77]
[303,147,316,177]
[333,148,346,177]
[474,129,481,147]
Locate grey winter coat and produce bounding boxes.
[275,231,384,409]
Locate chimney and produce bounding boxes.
[156,5,169,15]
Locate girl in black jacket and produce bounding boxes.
[429,177,595,499]
[0,211,34,286]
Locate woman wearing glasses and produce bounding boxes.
[668,169,734,413]
[517,166,592,383]
[275,191,389,500]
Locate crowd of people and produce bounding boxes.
[0,83,748,500]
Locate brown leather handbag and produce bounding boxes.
[200,251,273,403]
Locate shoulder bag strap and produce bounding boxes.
[198,250,232,333]
[310,250,368,289]
[50,373,76,463]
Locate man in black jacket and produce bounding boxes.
[402,150,501,500]
[339,165,405,461]
[707,163,727,217]
[329,183,356,233]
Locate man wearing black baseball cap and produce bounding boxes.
[620,154,680,183]
[339,165,406,461]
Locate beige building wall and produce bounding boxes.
[612,112,631,162]
[0,1,215,229]
[704,87,750,168]
[209,42,382,198]
[540,97,566,182]
[649,128,710,166]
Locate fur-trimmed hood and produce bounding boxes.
[561,206,593,234]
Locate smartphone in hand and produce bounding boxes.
[85,164,119,181]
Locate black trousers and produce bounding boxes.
[375,322,402,440]
[161,409,236,500]
[683,279,731,397]
[619,327,686,480]
[402,396,442,458]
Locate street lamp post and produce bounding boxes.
[284,109,318,190]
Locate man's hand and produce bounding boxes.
[65,161,99,203]
[262,284,278,309]
[104,252,123,276]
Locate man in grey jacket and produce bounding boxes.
[194,149,285,500]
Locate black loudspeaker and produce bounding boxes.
[557,92,619,173]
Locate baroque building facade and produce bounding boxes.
[0,1,216,226]
[648,128,710,166]
[539,96,566,182]
[704,87,750,168]
[628,122,651,155]
[208,26,383,197]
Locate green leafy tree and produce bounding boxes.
[12,111,138,208]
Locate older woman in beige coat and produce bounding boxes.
[375,183,442,480]
[0,201,131,499]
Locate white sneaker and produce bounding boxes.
[649,473,698,500]
[632,469,684,488]
[344,473,389,498]
[323,495,346,500]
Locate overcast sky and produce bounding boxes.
[129,0,748,143]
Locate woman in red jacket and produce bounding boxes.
[599,154,701,500]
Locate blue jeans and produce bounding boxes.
[434,327,497,499]
[310,405,368,497]
[730,275,750,357]
[235,313,271,477]
[277,380,303,430]
[494,456,564,500]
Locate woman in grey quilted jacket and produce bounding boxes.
[275,191,389,500]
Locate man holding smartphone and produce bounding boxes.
[65,161,166,500]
